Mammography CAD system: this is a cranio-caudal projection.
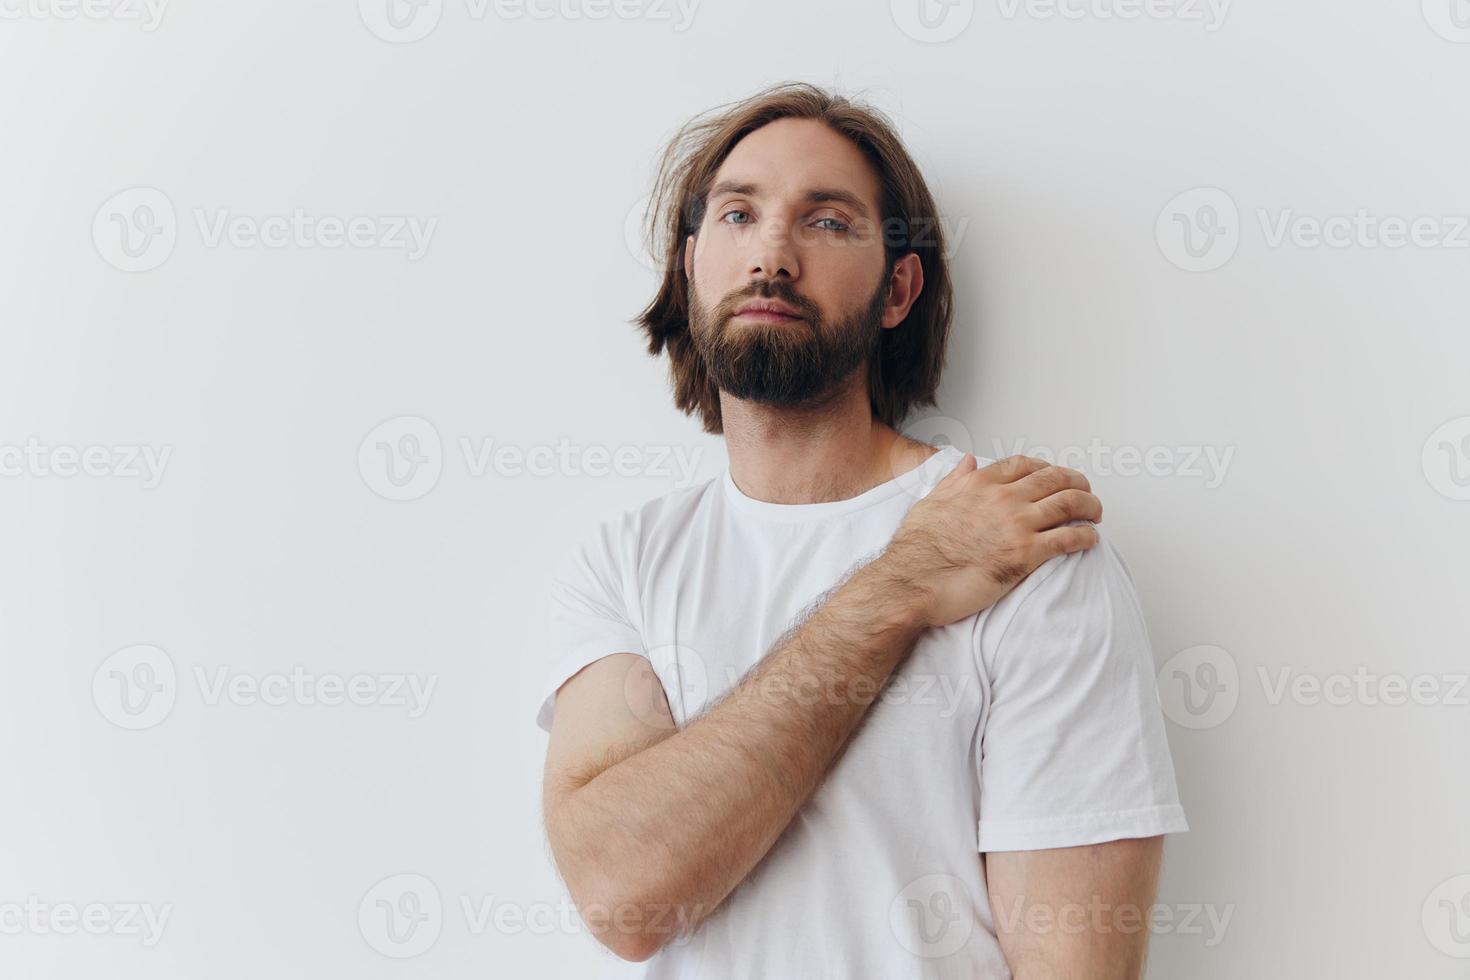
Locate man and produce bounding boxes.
[536,81,1187,979]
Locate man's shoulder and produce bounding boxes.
[557,474,722,575]
[976,524,1149,670]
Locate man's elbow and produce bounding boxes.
[563,875,684,963]
[604,929,665,963]
[577,893,680,963]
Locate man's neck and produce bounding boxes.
[720,378,940,505]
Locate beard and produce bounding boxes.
[687,273,888,409]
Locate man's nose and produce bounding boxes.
[747,218,799,281]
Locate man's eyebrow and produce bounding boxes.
[706,180,872,220]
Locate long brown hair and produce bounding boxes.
[632,82,954,435]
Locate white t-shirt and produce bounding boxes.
[536,444,1188,979]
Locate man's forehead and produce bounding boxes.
[711,120,880,215]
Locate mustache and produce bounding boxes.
[719,281,816,320]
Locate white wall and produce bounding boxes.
[1,0,1466,977]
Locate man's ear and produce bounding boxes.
[683,234,695,281]
[881,252,924,330]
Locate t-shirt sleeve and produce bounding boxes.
[973,526,1188,851]
[534,513,647,734]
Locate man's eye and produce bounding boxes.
[814,217,849,232]
[720,210,752,225]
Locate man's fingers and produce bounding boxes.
[1036,522,1101,559]
[975,454,1051,485]
[1012,463,1091,501]
[1029,488,1103,529]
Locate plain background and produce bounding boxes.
[2,0,1467,976]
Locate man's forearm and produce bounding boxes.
[547,553,927,953]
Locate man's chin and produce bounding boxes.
[716,376,849,410]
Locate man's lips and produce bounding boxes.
[733,301,804,323]
[734,309,804,323]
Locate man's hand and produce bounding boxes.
[881,454,1103,629]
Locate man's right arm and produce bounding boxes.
[541,454,1102,962]
[542,550,928,962]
